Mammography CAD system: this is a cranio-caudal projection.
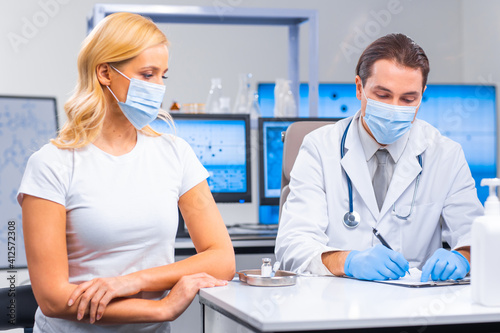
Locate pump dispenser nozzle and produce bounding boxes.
[481,178,500,216]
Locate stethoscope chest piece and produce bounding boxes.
[343,211,360,228]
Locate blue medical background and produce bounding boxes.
[258,83,496,224]
[152,118,248,196]
[0,96,58,268]
[258,83,359,118]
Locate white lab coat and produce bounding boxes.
[275,110,483,275]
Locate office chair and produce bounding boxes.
[0,284,37,332]
[279,121,336,219]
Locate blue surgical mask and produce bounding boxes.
[362,87,420,145]
[107,65,166,130]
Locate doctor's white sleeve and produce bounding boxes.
[441,145,483,251]
[275,135,340,276]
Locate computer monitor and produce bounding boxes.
[258,117,341,208]
[258,82,360,118]
[151,113,252,203]
[0,95,58,269]
[257,83,497,205]
[418,84,497,204]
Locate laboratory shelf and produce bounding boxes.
[87,4,319,116]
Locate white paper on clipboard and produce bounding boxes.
[371,267,470,288]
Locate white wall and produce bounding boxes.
[0,0,494,224]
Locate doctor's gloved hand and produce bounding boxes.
[343,244,409,281]
[420,248,470,282]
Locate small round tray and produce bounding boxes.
[237,269,297,287]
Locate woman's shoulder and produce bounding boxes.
[30,142,74,164]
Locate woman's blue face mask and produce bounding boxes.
[107,65,166,130]
[362,87,420,145]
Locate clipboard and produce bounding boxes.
[349,268,470,288]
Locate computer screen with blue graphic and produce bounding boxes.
[258,117,340,224]
[0,95,58,268]
[259,117,340,206]
[259,119,291,203]
[151,113,251,203]
[258,83,496,223]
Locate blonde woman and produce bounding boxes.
[18,12,235,332]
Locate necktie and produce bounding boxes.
[373,149,389,211]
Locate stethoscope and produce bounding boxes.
[341,120,423,228]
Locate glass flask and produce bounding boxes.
[205,78,223,114]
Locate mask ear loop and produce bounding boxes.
[414,96,423,109]
[361,85,368,101]
[109,65,131,81]
[106,64,129,104]
[106,86,121,103]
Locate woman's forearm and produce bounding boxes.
[41,272,227,325]
[36,282,165,324]
[77,298,165,324]
[132,245,235,292]
[94,273,226,324]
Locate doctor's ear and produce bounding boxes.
[96,63,112,86]
[355,75,363,101]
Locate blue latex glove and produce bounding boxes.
[420,249,470,282]
[344,244,409,280]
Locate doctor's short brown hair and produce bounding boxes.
[356,33,429,90]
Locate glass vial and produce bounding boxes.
[261,257,272,277]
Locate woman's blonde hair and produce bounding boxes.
[52,12,172,149]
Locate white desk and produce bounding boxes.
[173,235,276,333]
[199,276,500,332]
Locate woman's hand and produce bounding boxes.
[68,275,141,324]
[161,273,228,321]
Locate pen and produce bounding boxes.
[372,227,393,250]
[372,227,411,276]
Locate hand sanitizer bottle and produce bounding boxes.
[472,178,500,306]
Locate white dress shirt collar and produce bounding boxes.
[357,113,411,164]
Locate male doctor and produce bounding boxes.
[275,33,483,282]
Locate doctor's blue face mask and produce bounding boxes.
[106,65,166,130]
[362,87,420,145]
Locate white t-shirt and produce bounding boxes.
[17,132,209,333]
